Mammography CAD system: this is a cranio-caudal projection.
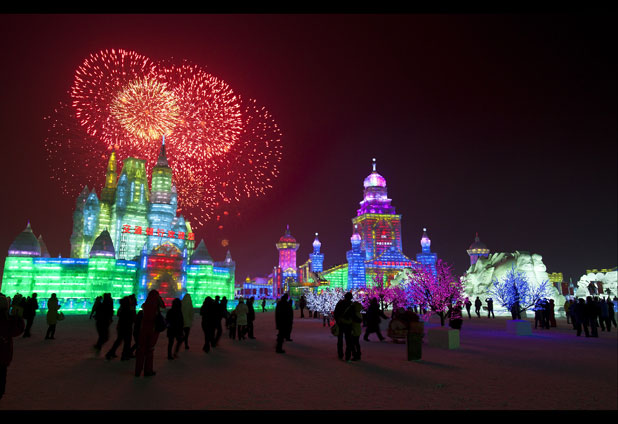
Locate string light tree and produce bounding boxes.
[403,259,463,349]
[487,265,552,336]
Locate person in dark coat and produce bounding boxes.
[606,297,615,331]
[135,290,164,377]
[165,298,184,360]
[93,293,114,351]
[105,296,136,360]
[275,293,293,353]
[22,293,38,338]
[534,300,544,329]
[247,297,256,339]
[364,297,387,342]
[299,295,307,318]
[464,297,472,319]
[486,298,495,318]
[474,297,482,318]
[0,295,25,400]
[572,298,589,337]
[200,297,218,353]
[585,297,599,337]
[214,296,227,346]
[449,301,464,330]
[333,292,354,360]
[599,298,609,331]
[45,293,62,340]
[286,297,294,341]
[90,296,101,320]
[261,298,266,313]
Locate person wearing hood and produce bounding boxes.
[45,293,62,340]
[181,294,194,350]
[0,294,25,400]
[135,290,164,377]
[234,298,249,340]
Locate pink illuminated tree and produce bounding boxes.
[403,260,463,326]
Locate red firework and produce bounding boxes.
[46,49,282,227]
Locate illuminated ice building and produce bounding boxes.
[271,159,438,296]
[1,140,235,311]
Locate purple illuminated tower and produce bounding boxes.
[352,158,403,261]
[351,158,414,287]
[275,225,300,292]
[416,228,437,273]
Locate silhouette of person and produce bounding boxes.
[449,301,464,330]
[105,296,136,360]
[90,296,102,320]
[364,297,387,342]
[333,292,354,360]
[286,297,294,341]
[200,297,217,353]
[464,297,472,319]
[486,298,495,318]
[45,293,61,340]
[135,290,164,377]
[586,297,599,337]
[22,293,38,338]
[93,293,114,350]
[181,294,194,350]
[261,298,266,313]
[0,294,25,400]
[348,301,363,362]
[599,298,609,332]
[247,297,256,339]
[573,298,589,337]
[214,296,226,346]
[606,297,616,331]
[165,298,184,360]
[474,297,482,318]
[275,293,293,353]
[234,298,249,340]
[299,295,307,318]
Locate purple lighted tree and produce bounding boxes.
[359,271,406,311]
[403,260,463,326]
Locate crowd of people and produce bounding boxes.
[1,289,617,400]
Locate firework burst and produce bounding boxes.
[46,49,282,228]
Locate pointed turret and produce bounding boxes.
[151,137,173,204]
[101,150,118,204]
[190,239,213,265]
[89,230,116,258]
[38,235,50,258]
[8,221,41,257]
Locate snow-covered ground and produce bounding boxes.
[1,309,616,410]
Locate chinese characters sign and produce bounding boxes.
[121,225,194,241]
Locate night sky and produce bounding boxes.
[0,14,615,284]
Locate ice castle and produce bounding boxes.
[1,139,235,311]
[269,159,438,297]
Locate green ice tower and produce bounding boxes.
[97,150,118,239]
[147,138,176,251]
[112,157,149,260]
